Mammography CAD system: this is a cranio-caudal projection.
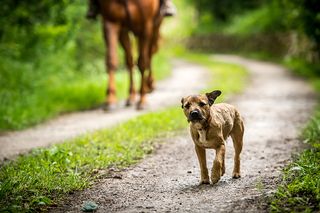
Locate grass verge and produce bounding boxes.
[0,52,248,212]
[0,49,170,131]
[270,59,320,212]
[270,109,320,212]
[0,0,191,132]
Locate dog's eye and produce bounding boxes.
[184,103,191,109]
[199,102,207,107]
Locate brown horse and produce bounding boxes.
[97,0,164,110]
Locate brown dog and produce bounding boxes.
[181,90,244,184]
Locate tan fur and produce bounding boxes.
[181,91,244,184]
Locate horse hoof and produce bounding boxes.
[146,82,155,93]
[103,103,117,111]
[136,102,146,110]
[125,99,135,107]
[146,87,154,93]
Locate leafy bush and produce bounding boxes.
[0,0,172,130]
[224,2,285,36]
[281,0,320,53]
[194,0,265,22]
[271,110,320,212]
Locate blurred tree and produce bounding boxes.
[0,0,75,60]
[282,0,320,54]
[194,0,265,22]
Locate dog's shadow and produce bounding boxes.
[179,176,239,193]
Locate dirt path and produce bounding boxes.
[0,60,209,161]
[51,55,316,212]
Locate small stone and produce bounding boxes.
[81,201,98,212]
[112,174,122,179]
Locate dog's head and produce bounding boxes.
[181,90,221,123]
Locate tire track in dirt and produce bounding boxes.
[51,55,316,212]
[0,60,209,161]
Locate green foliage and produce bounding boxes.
[0,107,185,212]
[163,0,197,39]
[224,2,286,36]
[270,110,320,212]
[194,0,265,22]
[284,57,320,78]
[0,0,104,130]
[281,0,320,50]
[0,53,248,212]
[0,0,81,59]
[0,0,171,131]
[270,58,320,212]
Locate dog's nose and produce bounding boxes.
[190,110,200,119]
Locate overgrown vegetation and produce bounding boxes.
[191,0,320,64]
[0,53,248,212]
[268,59,320,212]
[0,0,170,131]
[270,108,320,212]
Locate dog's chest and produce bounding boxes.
[191,123,217,148]
[198,129,207,143]
[196,129,214,148]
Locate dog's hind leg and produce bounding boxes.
[231,118,244,179]
[221,153,225,176]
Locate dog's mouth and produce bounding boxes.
[188,110,205,122]
[188,116,205,122]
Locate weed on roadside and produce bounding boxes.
[270,109,320,212]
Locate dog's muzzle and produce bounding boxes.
[189,109,204,121]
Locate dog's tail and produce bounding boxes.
[234,110,244,133]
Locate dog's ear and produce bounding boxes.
[206,90,222,106]
[181,97,185,108]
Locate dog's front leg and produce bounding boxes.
[195,144,210,184]
[211,143,225,184]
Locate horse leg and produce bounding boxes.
[103,21,120,110]
[119,29,136,106]
[146,23,161,93]
[137,21,153,110]
[145,40,156,93]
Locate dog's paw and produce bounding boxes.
[221,167,225,176]
[199,179,210,185]
[211,177,220,185]
[232,172,241,179]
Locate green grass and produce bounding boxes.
[0,107,185,212]
[0,0,195,132]
[223,2,284,36]
[270,59,320,212]
[284,57,320,90]
[0,46,171,131]
[0,52,248,212]
[270,110,320,212]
